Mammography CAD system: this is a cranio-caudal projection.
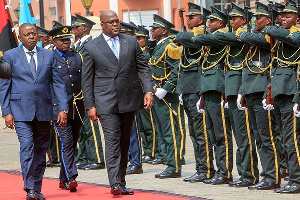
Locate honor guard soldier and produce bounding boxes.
[176,2,215,183]
[238,2,280,190]
[149,14,182,179]
[49,25,84,192]
[261,0,300,193]
[216,3,259,187]
[73,14,105,170]
[176,6,233,185]
[135,26,157,164]
[70,15,78,50]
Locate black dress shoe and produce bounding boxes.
[183,172,208,183]
[211,176,232,185]
[68,178,78,192]
[59,181,69,190]
[155,169,181,179]
[228,179,242,187]
[126,165,143,174]
[248,180,280,190]
[280,183,300,194]
[111,184,122,195]
[203,174,219,184]
[35,192,45,200]
[84,163,105,170]
[26,189,37,200]
[120,185,134,195]
[52,162,61,167]
[235,181,256,188]
[151,158,164,165]
[142,156,154,163]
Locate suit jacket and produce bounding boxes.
[52,50,84,120]
[81,33,153,114]
[0,46,68,121]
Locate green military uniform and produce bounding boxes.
[149,15,182,176]
[262,0,300,192]
[176,3,214,182]
[73,14,105,169]
[215,3,259,185]
[177,7,233,183]
[239,1,287,188]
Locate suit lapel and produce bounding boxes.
[16,46,34,79]
[117,34,128,73]
[96,34,118,66]
[36,47,44,80]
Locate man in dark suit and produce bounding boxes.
[0,23,68,200]
[81,10,153,195]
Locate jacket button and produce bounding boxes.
[126,75,128,78]
[72,84,74,86]
[69,75,72,78]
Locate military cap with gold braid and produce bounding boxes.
[37,26,49,37]
[149,14,175,31]
[229,2,253,19]
[281,0,298,14]
[49,22,72,40]
[71,15,78,27]
[74,14,96,27]
[120,21,137,34]
[186,2,211,18]
[135,25,149,37]
[254,1,271,17]
[208,6,228,24]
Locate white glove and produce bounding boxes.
[155,88,168,100]
[237,94,246,110]
[179,94,183,105]
[293,104,300,117]
[262,99,274,110]
[196,97,205,113]
[221,100,229,109]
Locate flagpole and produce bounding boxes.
[39,0,44,28]
[4,0,18,46]
[65,0,71,25]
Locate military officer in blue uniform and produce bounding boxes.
[49,25,85,192]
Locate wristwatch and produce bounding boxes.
[62,110,68,114]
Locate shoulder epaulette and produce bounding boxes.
[290,25,300,34]
[166,43,182,60]
[191,25,205,36]
[235,25,247,36]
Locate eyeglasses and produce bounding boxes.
[101,19,120,25]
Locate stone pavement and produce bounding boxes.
[0,114,299,200]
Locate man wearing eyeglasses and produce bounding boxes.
[81,10,153,196]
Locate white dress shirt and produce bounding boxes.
[102,33,120,57]
[23,46,38,70]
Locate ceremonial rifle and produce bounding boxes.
[244,0,251,32]
[266,0,275,105]
[138,7,143,26]
[200,0,207,34]
[225,2,232,32]
[177,0,186,32]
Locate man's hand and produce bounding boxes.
[5,114,15,129]
[57,111,67,128]
[262,99,274,110]
[155,88,168,100]
[88,107,98,121]
[237,94,246,111]
[144,93,154,109]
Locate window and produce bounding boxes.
[49,7,56,16]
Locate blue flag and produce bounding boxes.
[19,0,36,25]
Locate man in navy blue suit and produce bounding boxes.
[0,23,68,200]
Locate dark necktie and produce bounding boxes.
[62,54,68,64]
[27,51,36,78]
